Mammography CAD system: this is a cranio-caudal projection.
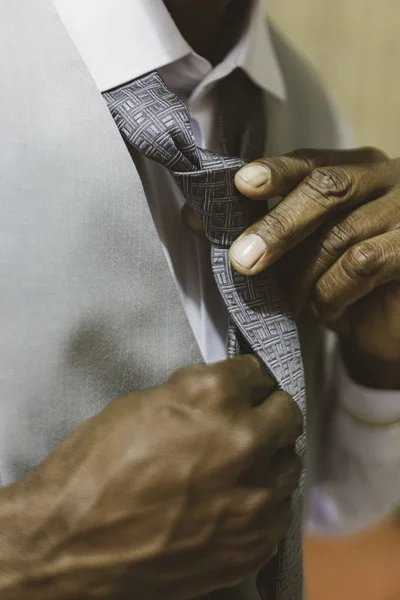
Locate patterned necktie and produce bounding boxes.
[103,70,306,600]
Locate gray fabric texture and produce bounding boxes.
[104,71,306,600]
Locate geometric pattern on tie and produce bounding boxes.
[104,71,306,600]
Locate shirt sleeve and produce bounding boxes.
[306,340,400,536]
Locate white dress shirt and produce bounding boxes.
[52,0,400,541]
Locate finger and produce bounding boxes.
[176,499,291,594]
[208,355,277,408]
[251,391,304,454]
[288,193,400,315]
[222,488,272,531]
[169,356,277,411]
[230,159,394,275]
[228,494,297,545]
[312,229,400,321]
[254,497,293,548]
[218,497,293,571]
[267,446,302,501]
[234,147,387,201]
[241,444,302,495]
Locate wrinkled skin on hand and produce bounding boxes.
[0,356,302,600]
[231,148,400,388]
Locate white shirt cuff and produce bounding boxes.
[306,346,400,535]
[337,355,400,461]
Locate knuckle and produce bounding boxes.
[344,242,381,277]
[313,278,336,312]
[170,364,227,404]
[232,490,272,525]
[272,152,313,179]
[320,220,358,256]
[238,354,264,375]
[251,489,272,513]
[274,390,293,409]
[231,425,257,458]
[306,167,353,207]
[255,209,297,243]
[233,355,276,393]
[169,363,207,384]
[280,392,304,437]
[197,370,221,391]
[157,401,188,421]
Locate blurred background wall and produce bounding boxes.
[265,0,400,157]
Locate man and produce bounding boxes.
[0,0,399,599]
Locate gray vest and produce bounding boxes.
[0,0,342,486]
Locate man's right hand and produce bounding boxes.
[0,356,303,600]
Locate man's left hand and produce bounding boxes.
[230,147,400,388]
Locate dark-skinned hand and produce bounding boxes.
[0,356,302,600]
[230,148,400,389]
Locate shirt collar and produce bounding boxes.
[52,0,286,100]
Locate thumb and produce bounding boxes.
[235,151,315,200]
[234,147,382,201]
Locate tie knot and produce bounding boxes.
[104,71,266,247]
[104,73,200,172]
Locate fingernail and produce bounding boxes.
[230,234,266,269]
[237,164,270,188]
